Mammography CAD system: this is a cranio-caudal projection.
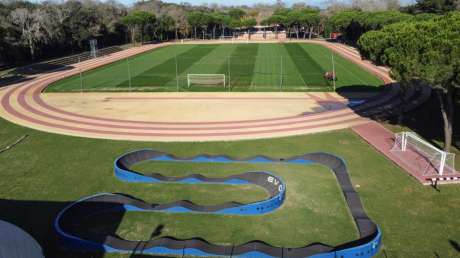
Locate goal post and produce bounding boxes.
[187,74,226,88]
[391,131,456,176]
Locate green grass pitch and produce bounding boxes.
[46,43,383,92]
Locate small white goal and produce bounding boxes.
[187,74,226,88]
[391,131,456,176]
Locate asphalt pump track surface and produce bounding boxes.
[55,150,381,257]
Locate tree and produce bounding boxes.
[220,14,233,37]
[9,7,55,60]
[60,1,100,50]
[273,7,290,17]
[228,8,246,20]
[241,18,257,40]
[198,12,211,40]
[186,11,202,39]
[358,13,460,150]
[174,13,188,40]
[156,15,175,41]
[265,15,285,39]
[286,10,302,39]
[135,11,156,44]
[228,18,242,37]
[300,9,321,39]
[122,11,155,44]
[1,0,127,64]
[328,10,364,42]
[207,13,220,39]
[121,14,140,44]
[404,0,459,14]
[328,10,412,43]
[0,21,7,63]
[265,7,321,40]
[0,3,13,63]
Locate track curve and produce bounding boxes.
[54,150,381,257]
[0,41,400,142]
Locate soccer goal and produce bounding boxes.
[187,74,226,88]
[391,132,456,176]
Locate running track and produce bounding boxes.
[0,41,394,142]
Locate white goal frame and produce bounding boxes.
[187,74,226,88]
[391,131,455,176]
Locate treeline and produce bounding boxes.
[0,0,202,65]
[1,0,459,66]
[123,6,320,42]
[329,10,415,43]
[327,0,460,44]
[0,0,128,63]
[261,7,321,39]
[0,0,406,65]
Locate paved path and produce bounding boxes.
[353,122,460,185]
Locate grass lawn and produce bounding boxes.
[46,43,383,92]
[0,116,459,257]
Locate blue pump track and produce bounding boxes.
[54,150,382,257]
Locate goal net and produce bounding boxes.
[187,74,226,88]
[391,132,456,176]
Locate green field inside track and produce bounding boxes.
[1,118,460,258]
[46,43,383,92]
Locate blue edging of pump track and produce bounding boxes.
[54,150,382,257]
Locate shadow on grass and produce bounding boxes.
[13,63,73,76]
[449,239,460,252]
[0,198,174,258]
[384,92,459,150]
[0,63,74,88]
[0,199,116,258]
[0,76,35,88]
[338,84,459,150]
[337,84,384,94]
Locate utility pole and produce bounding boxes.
[280,56,283,91]
[331,51,336,92]
[175,52,179,91]
[227,56,231,90]
[127,57,132,91]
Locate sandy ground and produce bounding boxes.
[41,92,345,123]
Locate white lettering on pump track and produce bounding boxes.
[267,176,284,192]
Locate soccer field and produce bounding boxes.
[47,43,383,92]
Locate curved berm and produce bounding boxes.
[55,150,382,257]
